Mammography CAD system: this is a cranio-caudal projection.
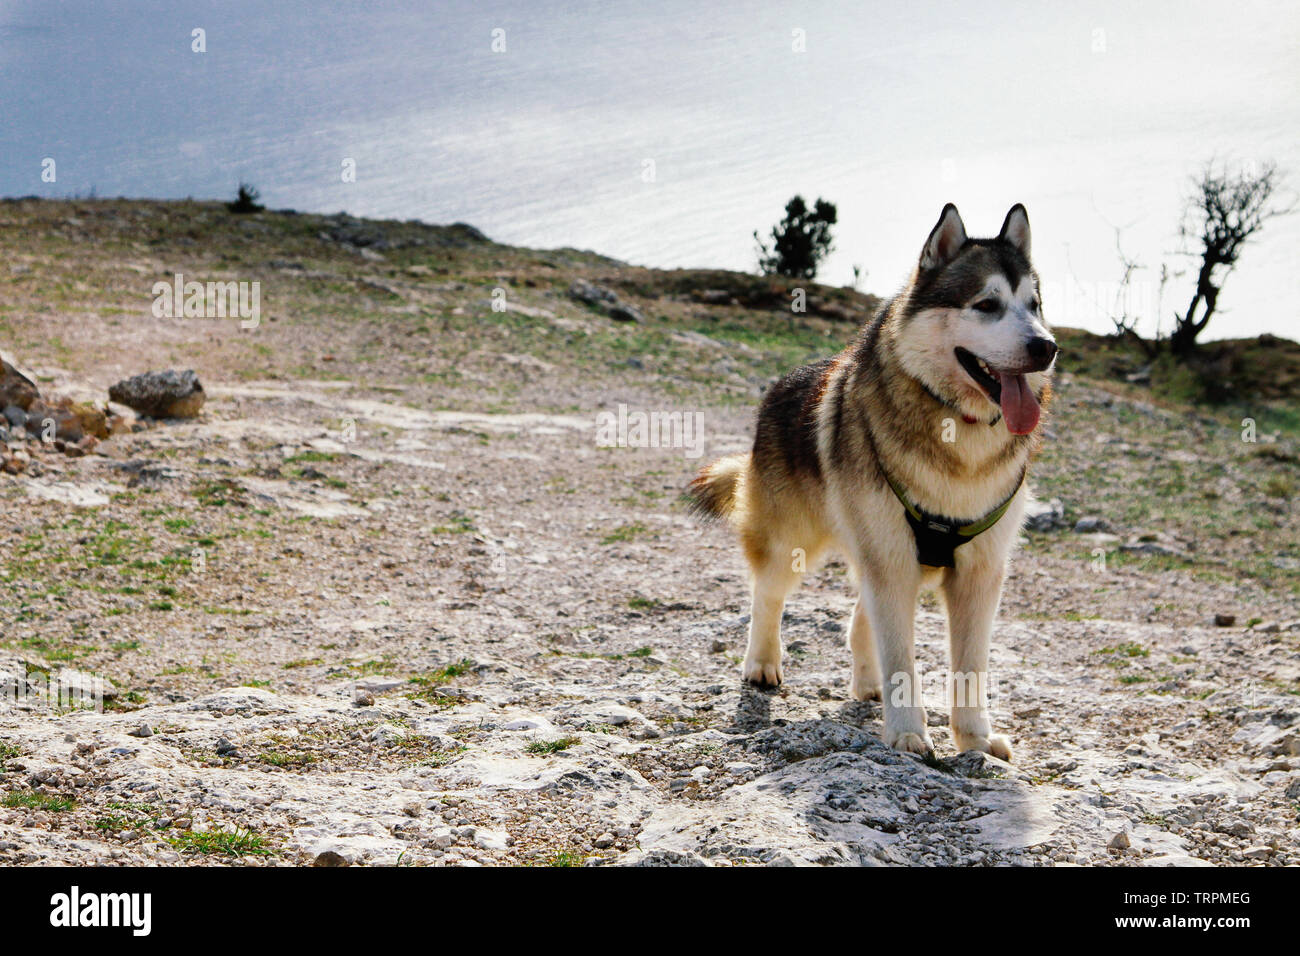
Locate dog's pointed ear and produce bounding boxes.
[999,204,1031,256]
[920,204,967,270]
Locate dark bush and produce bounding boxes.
[754,195,837,279]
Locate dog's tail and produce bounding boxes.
[686,453,748,525]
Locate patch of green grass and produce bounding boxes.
[3,790,75,812]
[284,451,339,464]
[409,658,474,687]
[418,746,469,768]
[601,521,648,545]
[628,646,653,657]
[429,512,475,534]
[0,743,21,770]
[1263,475,1294,498]
[1094,642,1149,658]
[258,750,317,768]
[103,690,147,712]
[406,658,475,705]
[526,736,580,755]
[166,828,272,857]
[348,658,398,676]
[627,596,660,611]
[94,803,173,833]
[546,850,584,867]
[192,478,247,508]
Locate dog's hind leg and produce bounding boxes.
[741,561,798,688]
[941,560,1013,761]
[847,598,881,701]
[739,533,802,688]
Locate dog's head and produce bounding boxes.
[893,204,1056,435]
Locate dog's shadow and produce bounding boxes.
[733,683,880,734]
[727,687,1034,859]
[733,683,775,732]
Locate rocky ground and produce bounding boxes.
[0,198,1297,866]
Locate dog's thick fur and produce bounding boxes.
[689,204,1056,760]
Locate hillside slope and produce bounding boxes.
[0,199,1297,866]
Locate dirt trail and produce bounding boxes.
[2,374,1297,866]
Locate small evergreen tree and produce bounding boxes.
[754,195,837,279]
[227,182,264,214]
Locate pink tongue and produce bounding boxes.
[998,372,1040,434]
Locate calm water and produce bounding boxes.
[3,0,1297,339]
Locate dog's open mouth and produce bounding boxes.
[954,347,1041,435]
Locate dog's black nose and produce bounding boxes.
[1026,337,1058,366]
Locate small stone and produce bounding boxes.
[1108,831,1131,850]
[108,369,205,419]
[1023,497,1064,531]
[3,404,28,429]
[312,850,349,867]
[568,279,618,306]
[503,717,547,731]
[1214,613,1236,627]
[0,361,39,411]
[608,304,644,323]
[593,832,615,849]
[1242,845,1273,860]
[128,723,153,738]
[709,640,728,654]
[473,829,508,851]
[1073,516,1110,533]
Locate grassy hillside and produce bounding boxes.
[1,196,1297,603]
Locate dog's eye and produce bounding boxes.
[972,299,1001,314]
[1028,297,1040,313]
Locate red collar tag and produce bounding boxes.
[962,414,978,424]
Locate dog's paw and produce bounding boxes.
[849,670,881,701]
[741,656,783,688]
[953,731,1014,762]
[884,728,934,755]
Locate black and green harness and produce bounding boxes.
[878,465,1024,569]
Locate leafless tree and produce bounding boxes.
[1107,227,1158,358]
[1170,160,1291,356]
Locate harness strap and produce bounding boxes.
[880,464,1024,567]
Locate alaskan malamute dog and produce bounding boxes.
[689,204,1056,760]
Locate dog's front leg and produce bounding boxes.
[860,562,931,754]
[941,559,1013,761]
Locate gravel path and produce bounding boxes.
[2,375,1297,866]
